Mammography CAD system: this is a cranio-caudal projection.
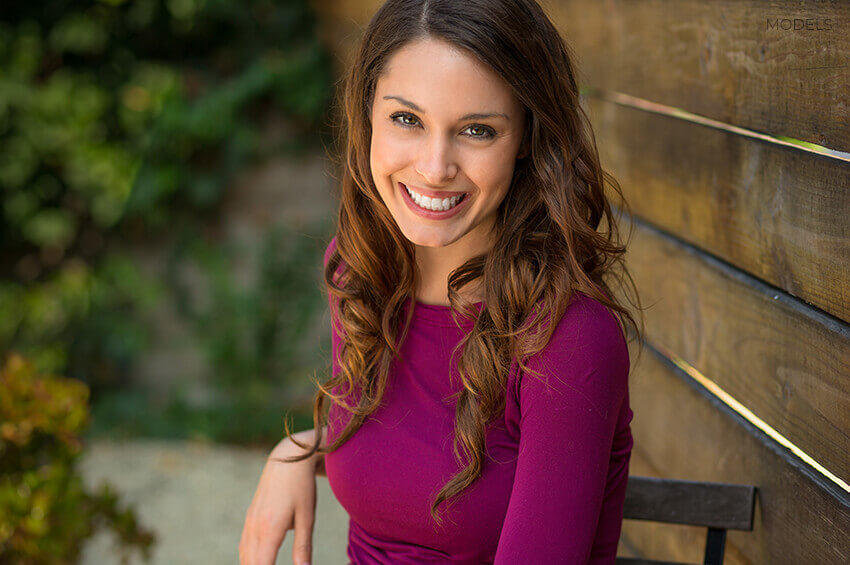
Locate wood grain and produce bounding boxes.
[547,0,850,152]
[618,221,849,488]
[586,96,850,322]
[622,476,755,530]
[619,341,850,564]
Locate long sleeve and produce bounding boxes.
[494,295,632,564]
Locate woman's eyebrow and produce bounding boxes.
[383,95,509,121]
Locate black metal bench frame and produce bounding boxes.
[615,475,757,565]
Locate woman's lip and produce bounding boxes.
[399,181,470,219]
[399,182,468,199]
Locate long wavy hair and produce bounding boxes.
[275,0,644,527]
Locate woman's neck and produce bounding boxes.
[414,245,487,306]
[412,217,496,306]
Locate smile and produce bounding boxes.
[402,183,467,211]
[398,182,471,220]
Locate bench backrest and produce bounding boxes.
[616,475,756,565]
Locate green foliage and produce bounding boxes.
[0,253,160,391]
[86,221,333,445]
[0,0,334,396]
[174,222,331,443]
[0,353,155,563]
[87,383,316,447]
[171,223,329,390]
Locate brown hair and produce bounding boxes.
[276,0,644,527]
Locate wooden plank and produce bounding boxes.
[587,97,850,323]
[620,341,850,564]
[622,451,755,565]
[616,558,691,565]
[547,0,850,152]
[619,221,850,489]
[623,476,755,530]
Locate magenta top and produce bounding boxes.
[322,238,633,564]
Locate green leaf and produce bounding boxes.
[48,13,108,55]
[21,209,76,248]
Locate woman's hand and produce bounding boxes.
[239,427,325,565]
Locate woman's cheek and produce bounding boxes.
[473,154,515,195]
[370,135,393,183]
[372,129,409,174]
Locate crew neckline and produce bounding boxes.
[402,296,484,328]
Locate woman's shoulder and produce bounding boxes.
[550,289,626,346]
[519,289,630,404]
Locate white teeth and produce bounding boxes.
[405,185,464,212]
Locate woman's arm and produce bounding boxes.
[242,426,327,564]
[272,425,328,477]
[494,296,632,564]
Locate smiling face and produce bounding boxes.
[369,36,527,259]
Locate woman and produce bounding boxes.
[241,0,643,563]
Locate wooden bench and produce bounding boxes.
[616,476,756,565]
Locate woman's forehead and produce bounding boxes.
[375,38,520,117]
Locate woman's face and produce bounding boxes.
[370,37,527,254]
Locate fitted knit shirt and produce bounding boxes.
[322,238,633,564]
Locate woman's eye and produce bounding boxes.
[391,112,420,128]
[465,125,495,139]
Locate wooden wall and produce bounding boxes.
[312,0,850,562]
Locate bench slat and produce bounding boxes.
[616,559,696,565]
[623,476,756,530]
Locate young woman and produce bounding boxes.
[241,0,643,563]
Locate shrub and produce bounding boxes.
[0,0,334,390]
[0,352,155,564]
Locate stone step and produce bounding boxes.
[79,439,350,564]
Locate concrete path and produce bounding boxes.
[79,439,350,565]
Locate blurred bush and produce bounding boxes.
[0,352,155,564]
[0,0,335,443]
[87,223,331,445]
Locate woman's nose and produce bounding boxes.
[415,135,458,185]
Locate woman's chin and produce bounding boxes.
[399,228,460,249]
